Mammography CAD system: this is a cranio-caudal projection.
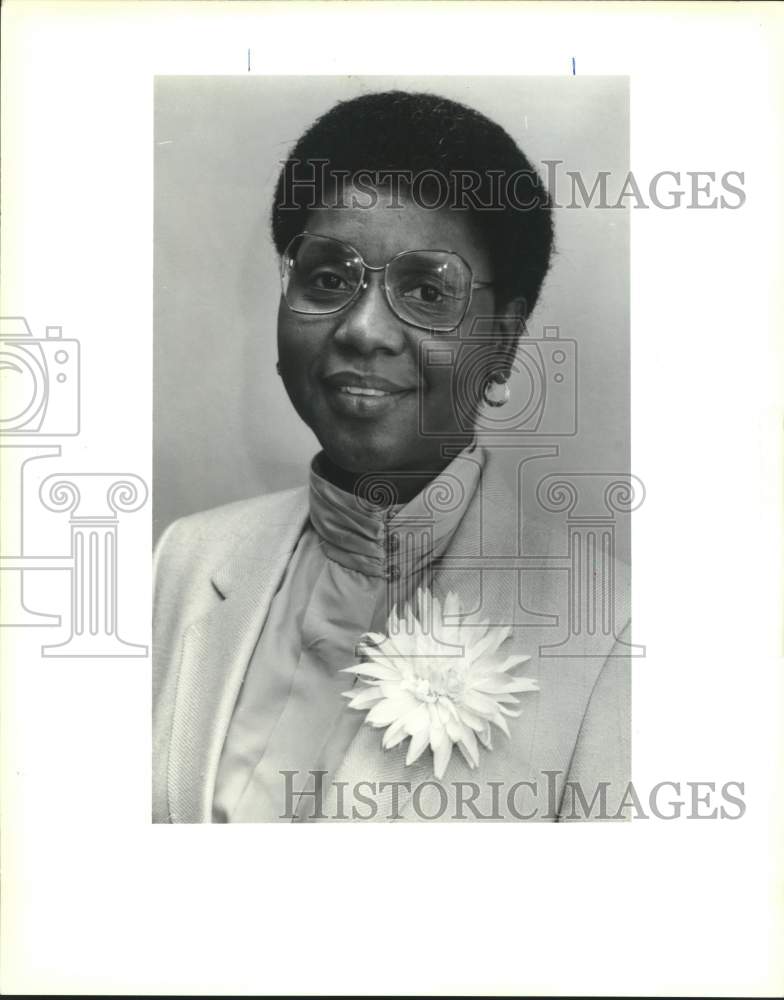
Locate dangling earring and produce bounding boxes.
[483,372,510,407]
[275,361,281,376]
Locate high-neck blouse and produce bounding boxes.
[211,445,485,822]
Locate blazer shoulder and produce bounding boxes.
[159,485,308,545]
[153,485,308,595]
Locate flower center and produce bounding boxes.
[403,665,465,704]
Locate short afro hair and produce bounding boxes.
[271,90,553,317]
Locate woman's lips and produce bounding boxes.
[337,385,394,398]
[322,370,414,392]
[321,371,417,417]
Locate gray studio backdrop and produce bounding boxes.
[154,76,629,561]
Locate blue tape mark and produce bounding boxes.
[572,57,576,76]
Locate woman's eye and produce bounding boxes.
[406,283,445,303]
[310,270,350,291]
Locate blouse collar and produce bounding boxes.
[308,444,485,579]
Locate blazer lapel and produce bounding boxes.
[167,490,309,823]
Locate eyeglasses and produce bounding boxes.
[280,232,493,333]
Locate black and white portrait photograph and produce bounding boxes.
[152,76,633,823]
[2,2,781,996]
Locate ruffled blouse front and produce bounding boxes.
[212,445,484,822]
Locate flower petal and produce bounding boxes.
[473,675,539,696]
[445,715,464,743]
[344,686,384,710]
[457,707,486,732]
[466,624,511,661]
[442,698,462,722]
[406,728,430,766]
[443,591,461,620]
[403,703,430,736]
[461,688,504,719]
[457,726,480,768]
[365,698,414,727]
[355,645,405,669]
[477,724,493,750]
[341,662,401,681]
[378,681,411,701]
[472,676,522,695]
[490,711,511,739]
[416,587,431,625]
[429,719,448,751]
[382,718,410,749]
[358,640,415,668]
[506,677,539,693]
[435,701,452,726]
[433,738,453,780]
[483,653,532,674]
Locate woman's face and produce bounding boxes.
[277,186,498,477]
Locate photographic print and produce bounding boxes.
[153,76,635,823]
[2,2,781,995]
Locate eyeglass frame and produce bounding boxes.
[280,231,495,333]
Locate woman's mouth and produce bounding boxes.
[337,386,393,398]
[322,371,416,417]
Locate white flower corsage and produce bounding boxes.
[342,589,539,779]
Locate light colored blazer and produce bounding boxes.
[153,451,631,823]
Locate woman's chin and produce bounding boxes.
[318,432,461,484]
[320,441,408,477]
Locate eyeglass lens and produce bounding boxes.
[282,234,472,331]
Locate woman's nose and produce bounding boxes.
[331,272,407,355]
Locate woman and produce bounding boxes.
[152,91,630,823]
